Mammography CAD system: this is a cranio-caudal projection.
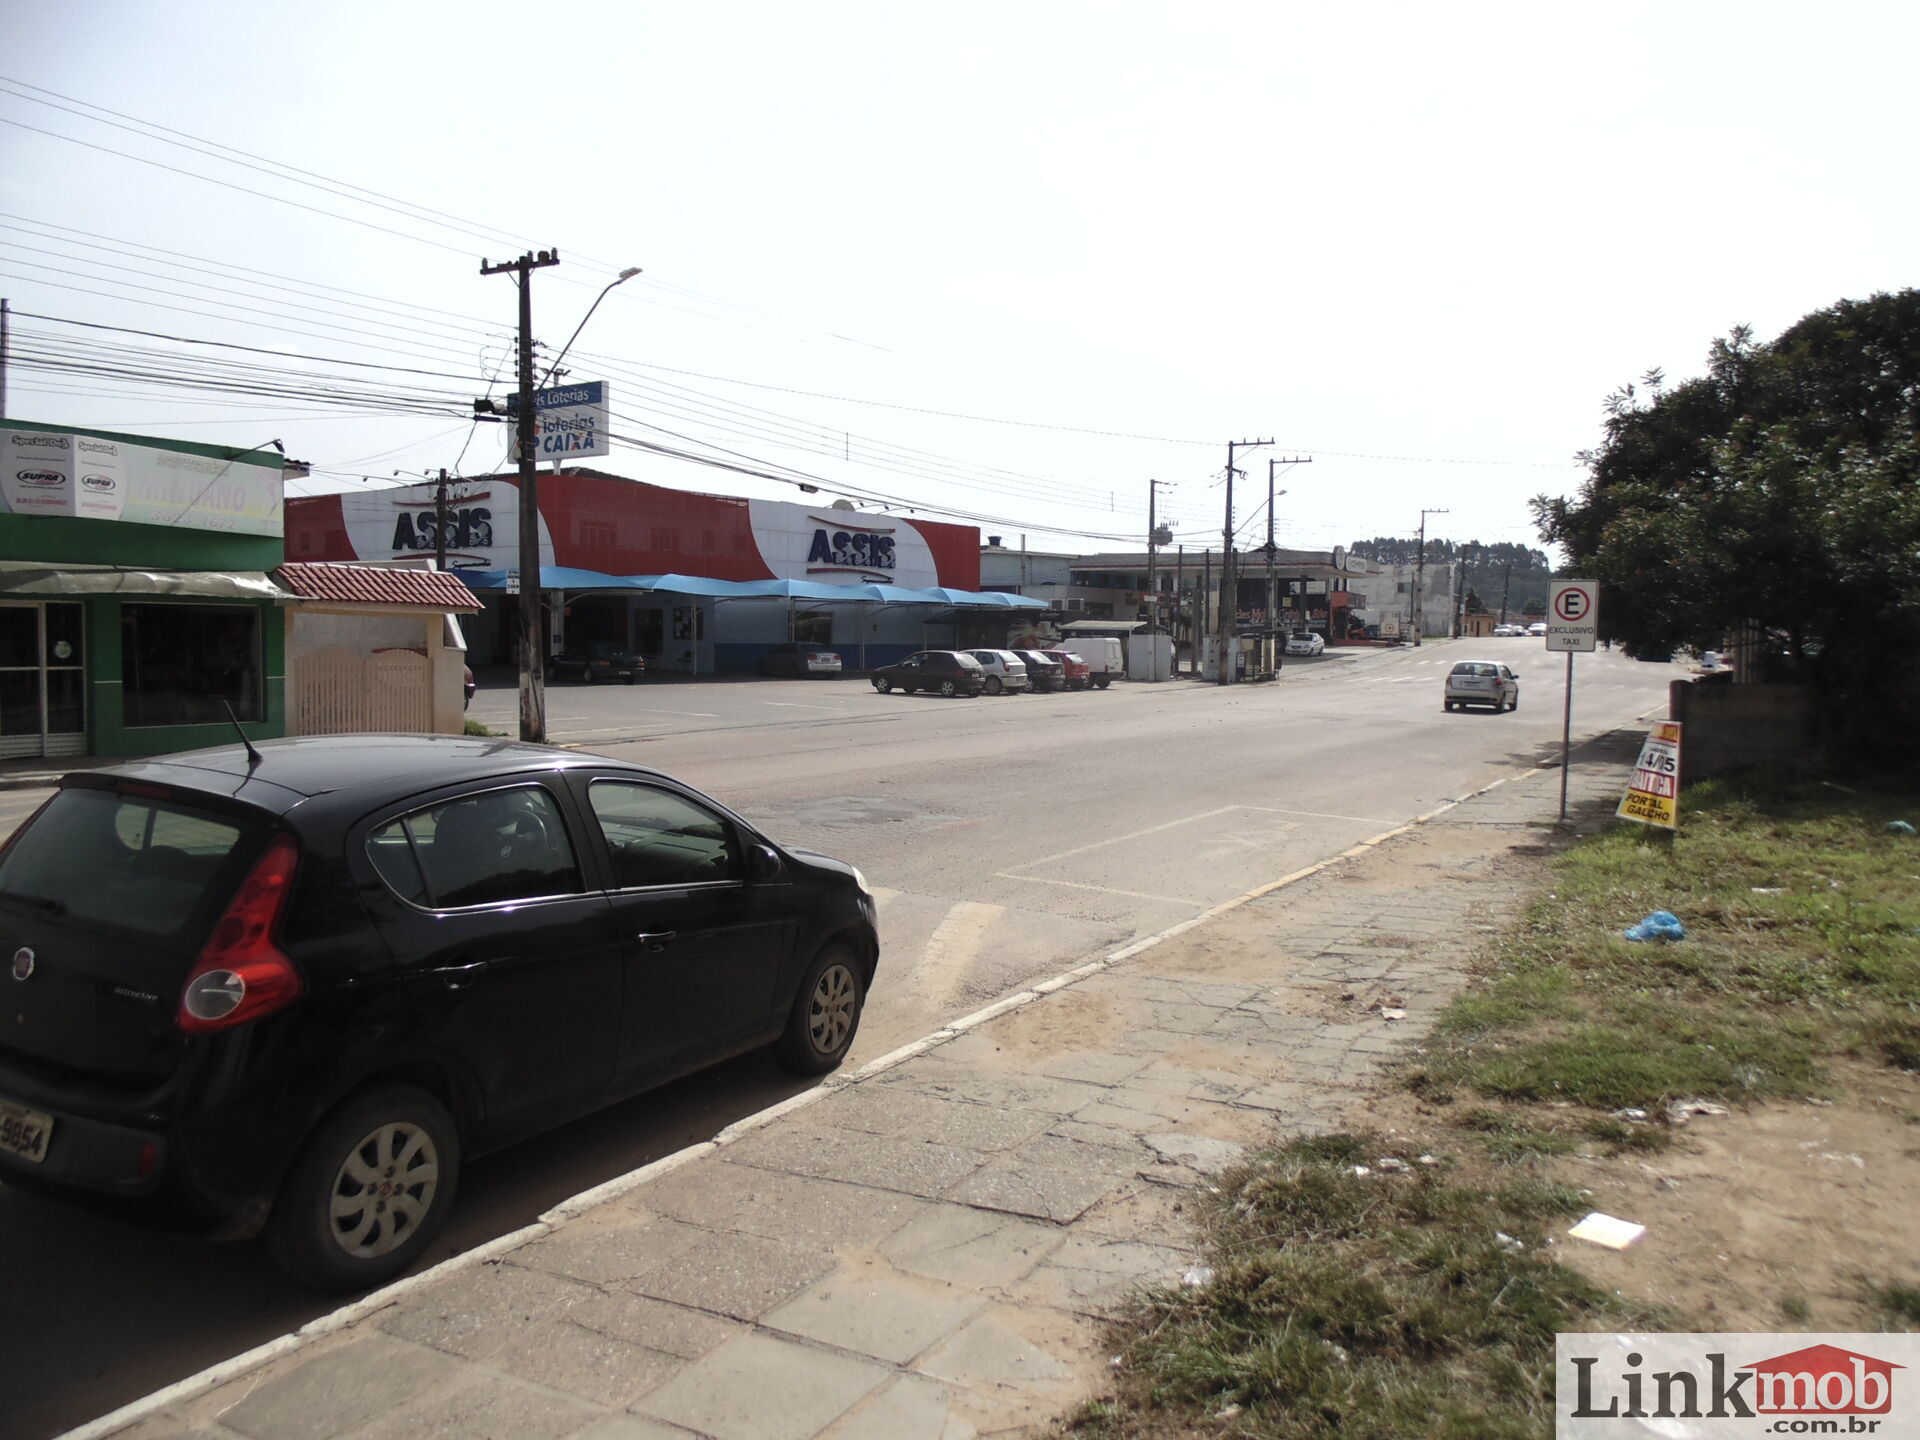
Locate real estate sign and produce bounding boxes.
[1618,720,1683,828]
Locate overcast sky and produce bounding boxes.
[4,1,1914,561]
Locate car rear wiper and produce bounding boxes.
[4,893,67,917]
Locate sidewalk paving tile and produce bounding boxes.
[878,1204,1064,1288]
[620,1224,837,1321]
[816,1086,1058,1151]
[218,1335,465,1440]
[914,1306,1087,1396]
[818,1375,979,1440]
[762,1257,988,1364]
[870,1060,1109,1115]
[375,1260,604,1358]
[343,1368,604,1440]
[630,1331,890,1440]
[943,1153,1132,1223]
[630,1160,936,1250]
[570,1417,702,1440]
[726,1125,989,1198]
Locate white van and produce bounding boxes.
[1079,636,1124,689]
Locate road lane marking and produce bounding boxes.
[992,872,1201,907]
[763,702,849,711]
[1234,803,1402,824]
[1000,805,1241,871]
[916,900,1004,1007]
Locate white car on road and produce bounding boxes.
[1284,631,1326,657]
[1444,660,1519,713]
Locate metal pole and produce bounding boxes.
[0,297,9,419]
[434,468,449,571]
[1177,546,1186,673]
[1559,649,1574,821]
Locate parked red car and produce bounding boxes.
[1040,649,1091,690]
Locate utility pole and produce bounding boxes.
[433,468,450,571]
[1259,455,1311,674]
[1412,507,1449,647]
[1176,546,1186,673]
[481,249,560,743]
[1500,562,1512,625]
[1218,439,1273,684]
[1201,548,1212,675]
[0,298,10,419]
[1147,479,1170,679]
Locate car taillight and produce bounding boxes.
[177,832,303,1034]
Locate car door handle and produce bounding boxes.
[433,960,489,990]
[634,931,677,952]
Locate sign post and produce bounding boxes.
[1547,579,1599,821]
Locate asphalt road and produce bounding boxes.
[0,640,1680,1438]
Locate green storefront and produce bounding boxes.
[0,419,288,758]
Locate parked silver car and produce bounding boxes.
[1444,660,1519,713]
[964,649,1031,695]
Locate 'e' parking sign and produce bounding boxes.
[1547,579,1599,652]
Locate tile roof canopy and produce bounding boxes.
[275,562,480,612]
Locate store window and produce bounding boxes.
[122,603,264,726]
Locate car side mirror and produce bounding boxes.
[746,843,784,884]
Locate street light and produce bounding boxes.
[541,267,642,386]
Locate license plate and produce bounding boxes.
[0,1097,54,1164]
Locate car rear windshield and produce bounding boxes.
[0,787,266,947]
[1452,663,1499,676]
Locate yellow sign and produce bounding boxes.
[1618,720,1682,829]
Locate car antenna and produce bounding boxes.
[221,701,263,768]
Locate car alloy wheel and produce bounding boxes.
[267,1085,459,1291]
[775,945,864,1073]
[985,677,1003,695]
[874,677,893,693]
[939,679,958,697]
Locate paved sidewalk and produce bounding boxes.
[73,731,1643,1440]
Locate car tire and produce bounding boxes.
[939,679,959,697]
[585,667,597,685]
[1096,678,1111,689]
[625,673,636,685]
[1444,701,1455,712]
[265,1085,460,1293]
[874,677,892,693]
[985,677,1003,696]
[1507,695,1519,711]
[773,944,865,1074]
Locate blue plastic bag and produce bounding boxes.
[1623,910,1686,942]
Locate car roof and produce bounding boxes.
[66,735,654,820]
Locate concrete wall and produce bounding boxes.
[1669,678,1815,780]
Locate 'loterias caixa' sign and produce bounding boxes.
[1,424,283,536]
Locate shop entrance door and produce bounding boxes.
[0,603,87,758]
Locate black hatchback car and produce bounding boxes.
[869,650,986,697]
[0,736,877,1290]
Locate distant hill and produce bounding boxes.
[1348,538,1552,617]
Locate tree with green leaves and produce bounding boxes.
[1534,290,1920,749]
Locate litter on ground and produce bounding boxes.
[1568,1212,1648,1250]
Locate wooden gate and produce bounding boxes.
[293,646,433,735]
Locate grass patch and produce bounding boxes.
[1072,766,1919,1439]
[1079,1133,1663,1440]
[1874,1283,1920,1325]
[462,718,499,736]
[1411,770,1920,1115]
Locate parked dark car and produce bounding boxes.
[0,736,877,1289]
[1012,649,1066,692]
[869,650,985,697]
[548,640,642,684]
[758,642,844,678]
